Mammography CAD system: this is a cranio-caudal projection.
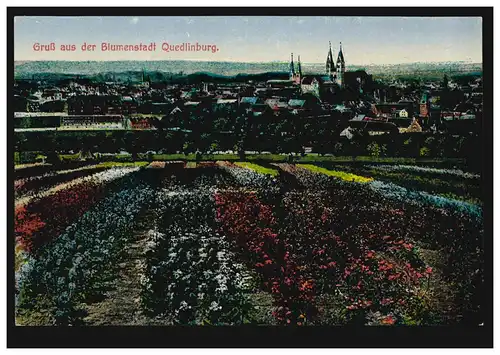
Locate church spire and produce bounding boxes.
[336,42,346,88]
[326,41,336,79]
[337,42,345,65]
[297,55,302,78]
[289,52,296,80]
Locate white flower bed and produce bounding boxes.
[368,180,482,219]
[218,162,278,190]
[141,186,252,325]
[16,178,155,324]
[368,164,480,179]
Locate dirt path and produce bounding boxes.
[83,207,170,326]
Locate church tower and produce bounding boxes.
[296,55,302,84]
[326,41,336,81]
[336,42,346,88]
[289,53,296,81]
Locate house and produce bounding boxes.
[347,116,399,135]
[184,101,201,107]
[265,99,289,111]
[372,103,415,118]
[121,96,138,115]
[216,98,238,105]
[59,115,124,130]
[239,96,259,109]
[301,76,320,98]
[266,79,295,89]
[288,99,306,110]
[398,108,409,118]
[67,95,122,115]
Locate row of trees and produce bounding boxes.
[15,128,481,165]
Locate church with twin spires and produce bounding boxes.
[288,41,346,89]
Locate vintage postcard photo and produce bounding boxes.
[8,8,492,348]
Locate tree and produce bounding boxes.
[442,74,449,91]
[367,142,382,157]
[124,132,139,160]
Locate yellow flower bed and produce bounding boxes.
[298,164,373,183]
[234,162,279,177]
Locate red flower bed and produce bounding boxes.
[15,181,107,253]
[216,189,431,325]
[281,191,430,324]
[216,191,316,325]
[14,166,107,199]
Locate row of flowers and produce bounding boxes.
[142,162,444,325]
[296,164,374,183]
[272,162,483,324]
[16,172,156,325]
[15,161,483,326]
[216,161,280,191]
[215,188,433,325]
[14,165,108,200]
[15,167,142,254]
[140,186,252,325]
[368,180,482,220]
[368,164,480,180]
[277,163,482,220]
[328,163,482,206]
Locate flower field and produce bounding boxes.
[317,163,483,206]
[14,160,483,326]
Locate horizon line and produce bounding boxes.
[14,59,483,66]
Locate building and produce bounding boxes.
[326,41,336,82]
[323,41,346,88]
[67,95,122,115]
[300,77,320,98]
[288,53,302,84]
[336,43,346,88]
[344,70,373,93]
[59,115,125,130]
[372,102,415,119]
[295,42,348,100]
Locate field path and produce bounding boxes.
[83,206,170,325]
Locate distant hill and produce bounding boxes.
[13,70,292,84]
[14,60,482,82]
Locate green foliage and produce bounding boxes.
[209,142,220,153]
[234,162,279,177]
[420,147,431,157]
[17,151,43,164]
[333,142,344,155]
[35,154,47,164]
[59,153,80,162]
[367,142,387,157]
[298,164,373,183]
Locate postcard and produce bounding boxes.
[8,8,493,349]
